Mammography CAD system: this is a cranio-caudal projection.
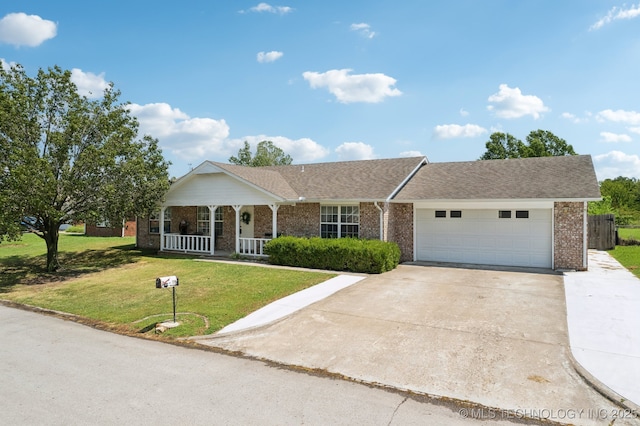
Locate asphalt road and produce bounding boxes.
[0,304,538,426]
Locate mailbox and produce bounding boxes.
[156,275,179,288]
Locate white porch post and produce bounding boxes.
[233,205,242,253]
[208,205,218,255]
[160,207,166,252]
[269,204,279,238]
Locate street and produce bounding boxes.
[0,304,533,425]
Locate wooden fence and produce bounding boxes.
[588,214,616,250]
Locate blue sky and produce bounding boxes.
[1,1,639,180]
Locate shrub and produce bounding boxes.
[264,236,400,274]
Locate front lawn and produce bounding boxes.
[0,233,335,337]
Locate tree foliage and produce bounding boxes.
[594,176,640,224]
[229,140,293,166]
[0,64,170,271]
[479,130,577,160]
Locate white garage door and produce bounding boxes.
[415,209,552,268]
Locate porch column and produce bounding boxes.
[208,205,218,255]
[233,205,242,253]
[269,204,279,239]
[160,206,166,251]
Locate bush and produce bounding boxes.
[264,236,400,274]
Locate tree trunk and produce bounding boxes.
[44,221,60,272]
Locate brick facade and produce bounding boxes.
[387,203,414,262]
[137,201,588,270]
[554,201,587,270]
[86,219,136,237]
[359,202,382,240]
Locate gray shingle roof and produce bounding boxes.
[212,157,427,201]
[394,155,601,201]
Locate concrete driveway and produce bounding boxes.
[197,264,634,425]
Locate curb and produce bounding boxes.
[566,347,640,415]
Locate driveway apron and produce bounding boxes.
[197,264,634,425]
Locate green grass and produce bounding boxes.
[0,233,335,337]
[608,245,640,279]
[618,227,640,240]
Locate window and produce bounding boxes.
[321,205,359,238]
[499,210,512,219]
[197,206,210,235]
[516,210,529,219]
[435,210,446,218]
[450,210,462,218]
[150,209,171,234]
[214,207,223,236]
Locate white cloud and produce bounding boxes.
[487,84,549,119]
[128,103,231,160]
[590,4,640,30]
[302,69,402,103]
[593,151,640,179]
[127,102,328,163]
[71,68,110,98]
[561,112,588,124]
[335,142,376,161]
[246,3,293,14]
[399,150,424,157]
[433,124,487,140]
[257,51,283,63]
[600,132,632,143]
[350,23,376,39]
[596,109,640,125]
[459,108,469,117]
[0,13,56,47]
[629,127,640,134]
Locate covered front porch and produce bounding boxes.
[158,204,281,257]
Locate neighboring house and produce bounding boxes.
[86,219,137,237]
[136,155,601,271]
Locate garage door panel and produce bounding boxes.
[416,209,552,268]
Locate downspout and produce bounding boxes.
[583,201,588,270]
[374,202,384,241]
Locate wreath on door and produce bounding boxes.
[241,211,251,225]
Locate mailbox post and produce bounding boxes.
[156,275,179,323]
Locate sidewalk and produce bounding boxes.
[564,250,640,408]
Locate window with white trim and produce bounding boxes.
[197,206,210,235]
[320,205,359,238]
[214,207,223,236]
[149,208,171,234]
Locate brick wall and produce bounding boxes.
[136,216,160,249]
[388,203,414,262]
[276,203,320,237]
[359,202,382,240]
[554,201,586,271]
[86,219,136,237]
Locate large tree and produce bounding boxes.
[479,130,577,160]
[229,140,293,166]
[0,64,170,271]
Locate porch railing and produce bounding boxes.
[163,233,211,254]
[239,238,271,257]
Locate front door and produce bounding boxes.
[240,206,254,238]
